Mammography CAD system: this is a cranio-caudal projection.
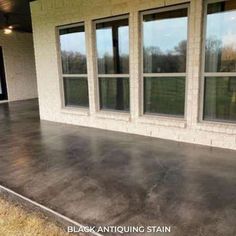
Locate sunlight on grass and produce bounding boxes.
[0,197,70,236]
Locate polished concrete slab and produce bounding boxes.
[0,99,236,236]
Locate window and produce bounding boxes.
[142,6,188,116]
[95,16,130,111]
[203,0,236,122]
[59,25,89,107]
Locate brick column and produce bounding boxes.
[85,19,99,115]
[129,10,141,120]
[186,0,204,127]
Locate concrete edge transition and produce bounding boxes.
[0,184,103,236]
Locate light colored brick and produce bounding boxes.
[30,0,236,150]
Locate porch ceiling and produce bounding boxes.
[0,0,34,33]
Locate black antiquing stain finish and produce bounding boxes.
[0,99,236,236]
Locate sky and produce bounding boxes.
[96,26,129,57]
[143,17,187,52]
[60,31,86,55]
[60,18,187,57]
[207,11,236,49]
[59,10,236,56]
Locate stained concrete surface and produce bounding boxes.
[0,99,236,236]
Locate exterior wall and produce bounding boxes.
[0,31,38,101]
[30,0,236,150]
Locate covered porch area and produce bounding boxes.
[0,99,236,235]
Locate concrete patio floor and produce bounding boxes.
[0,99,236,236]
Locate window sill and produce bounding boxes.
[95,110,131,122]
[61,107,89,116]
[196,120,236,134]
[138,114,187,128]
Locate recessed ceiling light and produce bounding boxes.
[4,28,12,34]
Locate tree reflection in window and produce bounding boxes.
[205,1,236,72]
[143,8,188,73]
[60,26,87,74]
[96,17,130,111]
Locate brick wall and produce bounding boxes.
[0,32,38,101]
[30,0,236,150]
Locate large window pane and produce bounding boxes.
[63,77,89,107]
[144,77,185,116]
[99,77,129,111]
[204,77,236,121]
[59,26,87,74]
[143,8,188,73]
[205,0,236,72]
[96,19,129,74]
[96,17,130,112]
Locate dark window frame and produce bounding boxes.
[0,46,8,101]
